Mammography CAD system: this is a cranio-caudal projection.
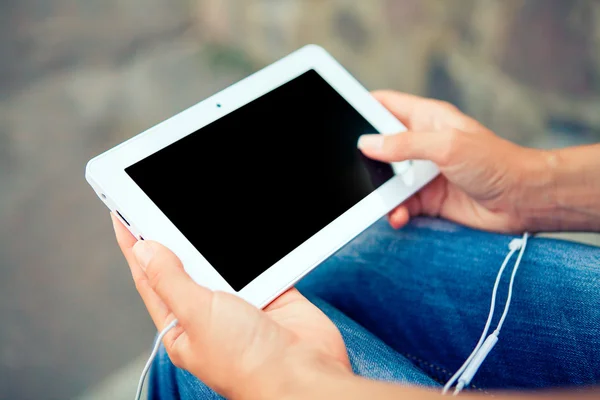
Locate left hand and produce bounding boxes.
[111,214,350,399]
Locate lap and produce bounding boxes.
[297,217,600,390]
[149,217,600,397]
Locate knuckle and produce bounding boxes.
[395,133,411,154]
[435,100,459,113]
[383,134,405,159]
[439,129,462,164]
[146,262,166,291]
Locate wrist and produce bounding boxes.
[517,145,600,232]
[513,148,560,232]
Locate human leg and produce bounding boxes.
[298,217,600,390]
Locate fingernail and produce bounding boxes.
[357,134,384,151]
[133,241,154,271]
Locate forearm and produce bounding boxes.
[280,370,599,400]
[282,374,440,400]
[251,355,599,400]
[521,144,600,232]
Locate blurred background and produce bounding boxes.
[1,0,599,398]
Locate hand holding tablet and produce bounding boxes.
[87,45,439,308]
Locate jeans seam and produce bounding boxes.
[401,353,487,393]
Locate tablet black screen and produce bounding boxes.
[126,69,394,291]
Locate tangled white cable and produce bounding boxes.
[442,233,530,396]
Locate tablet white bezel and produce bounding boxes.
[86,45,439,308]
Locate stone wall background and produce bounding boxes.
[0,1,598,399]
[195,0,600,146]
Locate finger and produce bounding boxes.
[132,240,213,328]
[388,206,410,229]
[415,175,447,217]
[358,130,456,166]
[372,90,478,132]
[112,214,173,329]
[112,213,149,284]
[372,91,433,130]
[404,195,423,218]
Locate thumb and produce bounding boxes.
[133,240,212,328]
[358,130,455,166]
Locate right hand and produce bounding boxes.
[359,91,551,233]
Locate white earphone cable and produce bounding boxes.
[443,233,529,396]
[441,242,518,394]
[135,318,179,400]
[495,234,529,333]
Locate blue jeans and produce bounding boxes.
[150,218,600,399]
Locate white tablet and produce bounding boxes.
[86,45,439,308]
